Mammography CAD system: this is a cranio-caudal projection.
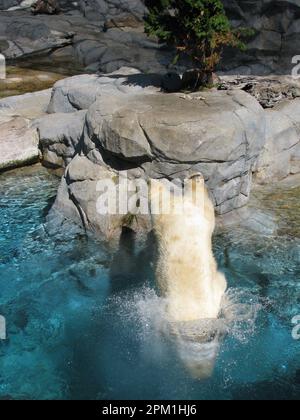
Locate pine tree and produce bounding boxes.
[145,0,251,87]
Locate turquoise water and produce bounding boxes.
[0,166,299,400]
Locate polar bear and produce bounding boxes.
[150,174,227,323]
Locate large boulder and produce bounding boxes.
[83,89,266,214]
[48,75,266,241]
[0,116,40,171]
[4,71,299,243]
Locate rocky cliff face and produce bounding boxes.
[222,0,300,75]
[79,0,300,74]
[79,0,146,23]
[0,1,169,75]
[1,0,300,74]
[0,0,19,8]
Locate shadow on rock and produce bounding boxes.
[109,228,156,295]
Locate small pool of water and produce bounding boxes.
[0,67,66,99]
[0,166,299,400]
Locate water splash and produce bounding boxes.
[105,286,262,379]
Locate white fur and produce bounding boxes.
[151,176,227,323]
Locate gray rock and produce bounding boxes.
[0,0,20,10]
[0,89,52,119]
[45,75,267,240]
[0,89,51,172]
[255,99,300,183]
[78,0,300,75]
[50,82,266,238]
[0,14,74,59]
[1,1,300,75]
[0,89,51,171]
[41,71,300,243]
[49,154,129,242]
[275,98,300,134]
[218,205,278,237]
[0,0,40,10]
[85,89,265,169]
[34,110,87,168]
[79,0,146,24]
[50,153,153,242]
[221,0,300,75]
[0,6,169,75]
[47,68,161,113]
[0,116,40,172]
[47,75,103,113]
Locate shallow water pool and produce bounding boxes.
[0,166,299,400]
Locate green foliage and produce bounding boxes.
[144,0,252,73]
